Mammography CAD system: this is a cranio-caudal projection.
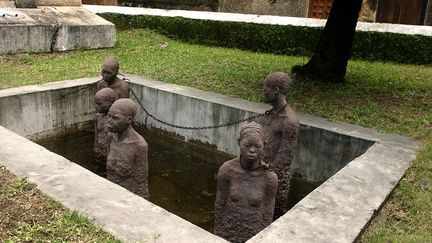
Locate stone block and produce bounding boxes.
[0,25,55,54]
[0,7,116,54]
[55,23,116,51]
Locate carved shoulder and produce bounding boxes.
[217,158,238,178]
[267,170,278,185]
[96,80,107,90]
[266,170,278,196]
[134,134,148,152]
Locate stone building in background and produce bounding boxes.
[218,0,308,17]
[427,0,432,25]
[218,0,432,26]
[79,0,432,26]
[375,0,432,25]
[358,0,377,22]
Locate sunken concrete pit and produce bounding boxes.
[0,75,418,242]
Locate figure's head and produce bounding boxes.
[107,98,137,133]
[101,57,119,83]
[238,122,265,164]
[95,88,118,114]
[263,72,292,103]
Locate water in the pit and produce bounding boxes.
[35,126,319,233]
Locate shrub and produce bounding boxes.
[100,13,432,64]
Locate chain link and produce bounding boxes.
[120,75,269,130]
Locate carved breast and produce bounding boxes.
[228,175,266,208]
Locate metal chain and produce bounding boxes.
[119,75,269,130]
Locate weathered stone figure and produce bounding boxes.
[106,98,149,199]
[94,88,118,164]
[263,72,299,218]
[97,57,129,99]
[214,122,278,243]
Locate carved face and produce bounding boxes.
[95,95,114,114]
[101,64,118,83]
[263,83,277,103]
[239,132,264,163]
[107,106,131,133]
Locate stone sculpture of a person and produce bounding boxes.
[214,122,278,243]
[94,88,118,165]
[97,57,129,99]
[263,72,299,218]
[106,98,149,199]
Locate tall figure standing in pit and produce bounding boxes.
[263,72,299,218]
[106,98,149,199]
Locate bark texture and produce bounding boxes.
[292,0,364,83]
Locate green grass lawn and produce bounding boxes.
[1,28,431,242]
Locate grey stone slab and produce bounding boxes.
[0,7,115,54]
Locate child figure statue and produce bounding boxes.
[214,122,278,243]
[262,72,299,219]
[97,57,129,99]
[106,98,149,199]
[94,88,118,165]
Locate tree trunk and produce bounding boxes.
[292,0,364,83]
